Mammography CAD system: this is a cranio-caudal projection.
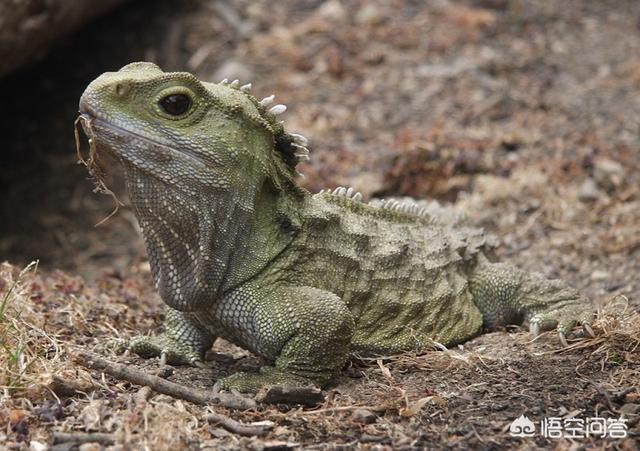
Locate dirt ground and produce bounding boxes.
[1,0,639,449]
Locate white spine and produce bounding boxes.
[269,104,287,115]
[259,95,275,107]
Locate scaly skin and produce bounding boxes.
[78,62,594,392]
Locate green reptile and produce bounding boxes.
[78,62,595,392]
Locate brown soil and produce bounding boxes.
[1,0,639,449]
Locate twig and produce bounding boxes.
[73,351,256,410]
[611,387,636,403]
[587,380,618,413]
[303,404,390,415]
[204,412,272,437]
[257,385,324,406]
[52,432,115,445]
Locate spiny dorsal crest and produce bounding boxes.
[319,186,447,220]
[368,198,430,217]
[319,186,363,202]
[371,197,467,225]
[218,78,310,172]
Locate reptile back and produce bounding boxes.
[275,193,491,354]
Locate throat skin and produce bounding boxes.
[122,160,304,312]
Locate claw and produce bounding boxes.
[558,331,568,347]
[583,323,595,338]
[529,322,540,337]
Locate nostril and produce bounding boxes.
[115,83,129,96]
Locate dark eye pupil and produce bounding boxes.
[159,94,191,116]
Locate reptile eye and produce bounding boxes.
[159,94,192,116]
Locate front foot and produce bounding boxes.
[127,307,215,367]
[216,366,318,393]
[128,334,207,367]
[528,308,595,347]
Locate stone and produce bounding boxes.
[578,178,602,202]
[590,270,609,282]
[593,158,624,192]
[352,408,378,424]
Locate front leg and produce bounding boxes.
[216,284,355,392]
[129,306,215,366]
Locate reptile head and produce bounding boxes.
[78,62,309,310]
[79,62,309,196]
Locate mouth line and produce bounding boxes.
[79,110,209,169]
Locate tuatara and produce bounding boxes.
[78,62,595,392]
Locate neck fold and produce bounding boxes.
[125,165,302,311]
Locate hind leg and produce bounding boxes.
[469,262,595,346]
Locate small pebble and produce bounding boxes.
[355,4,384,25]
[593,158,624,192]
[29,441,47,451]
[79,444,102,451]
[578,178,601,202]
[590,270,610,282]
[352,408,378,424]
[154,365,174,378]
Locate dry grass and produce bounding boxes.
[74,115,123,226]
[0,261,63,397]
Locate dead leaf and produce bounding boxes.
[377,359,392,380]
[400,395,447,417]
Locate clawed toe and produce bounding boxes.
[527,312,598,347]
[583,323,595,338]
[526,305,599,347]
[529,322,540,337]
[558,331,568,347]
[128,335,206,367]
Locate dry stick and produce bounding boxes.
[587,379,618,413]
[303,404,390,415]
[53,432,116,445]
[204,412,271,437]
[73,351,256,411]
[258,385,324,407]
